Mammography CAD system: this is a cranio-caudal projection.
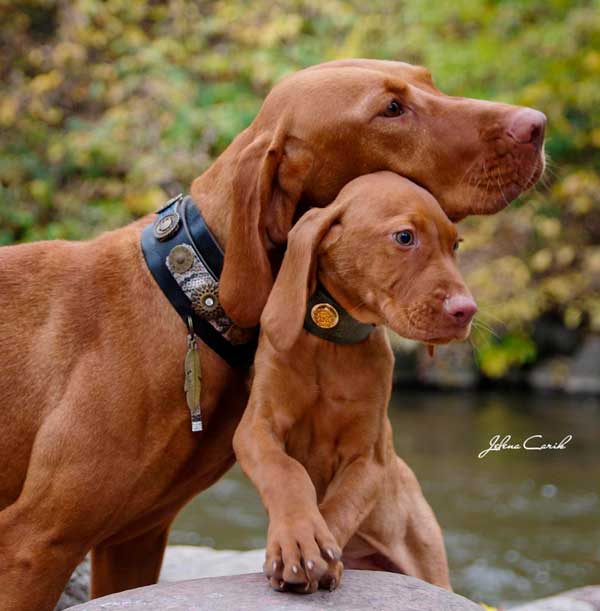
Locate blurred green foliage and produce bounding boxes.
[1,0,598,375]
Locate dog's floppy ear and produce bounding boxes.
[261,203,343,352]
[219,130,314,328]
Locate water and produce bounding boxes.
[170,390,600,607]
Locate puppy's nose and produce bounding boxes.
[507,108,547,151]
[443,295,477,326]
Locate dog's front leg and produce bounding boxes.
[0,502,88,611]
[343,453,452,590]
[91,517,173,598]
[233,420,341,593]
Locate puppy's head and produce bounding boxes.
[217,59,544,328]
[262,171,476,352]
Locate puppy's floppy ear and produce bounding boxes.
[261,203,343,352]
[219,129,315,328]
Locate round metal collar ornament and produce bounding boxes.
[310,303,339,329]
[191,284,223,320]
[167,244,195,273]
[153,211,180,241]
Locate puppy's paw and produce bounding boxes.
[319,558,343,591]
[263,511,342,593]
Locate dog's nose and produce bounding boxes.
[443,295,477,326]
[507,108,547,151]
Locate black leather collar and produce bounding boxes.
[304,284,375,344]
[141,194,257,368]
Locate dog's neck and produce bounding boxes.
[188,130,253,250]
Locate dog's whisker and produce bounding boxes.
[495,169,510,207]
[468,336,484,355]
[457,154,483,190]
[475,310,508,328]
[472,319,500,340]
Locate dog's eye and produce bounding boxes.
[384,99,404,117]
[394,230,415,246]
[453,241,460,251]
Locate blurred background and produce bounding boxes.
[1,0,599,606]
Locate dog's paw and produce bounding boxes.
[263,512,342,593]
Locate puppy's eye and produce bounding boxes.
[394,230,415,246]
[453,241,460,251]
[383,99,404,117]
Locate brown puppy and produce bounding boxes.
[0,59,543,611]
[234,172,475,593]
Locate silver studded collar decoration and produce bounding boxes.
[166,243,228,327]
[140,195,258,370]
[153,210,180,241]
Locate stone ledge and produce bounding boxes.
[70,571,483,611]
[511,586,600,611]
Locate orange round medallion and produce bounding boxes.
[310,303,340,329]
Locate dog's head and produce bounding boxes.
[216,59,544,327]
[261,172,476,352]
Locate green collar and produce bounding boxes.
[304,284,375,344]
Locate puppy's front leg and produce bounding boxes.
[344,452,452,590]
[233,416,341,592]
[314,451,384,589]
[319,454,385,551]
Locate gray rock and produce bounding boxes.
[511,586,600,611]
[528,335,600,395]
[389,334,419,385]
[58,547,600,611]
[416,342,478,389]
[55,558,90,611]
[160,545,264,581]
[566,336,600,394]
[56,546,265,609]
[69,571,483,610]
[528,356,572,392]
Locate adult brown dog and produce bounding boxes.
[234,172,474,593]
[0,59,545,610]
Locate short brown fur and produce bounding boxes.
[234,173,473,592]
[0,59,544,610]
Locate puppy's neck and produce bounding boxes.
[318,272,381,327]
